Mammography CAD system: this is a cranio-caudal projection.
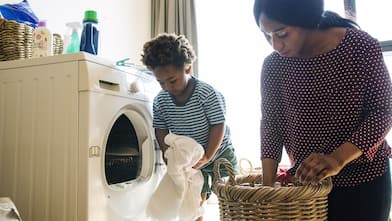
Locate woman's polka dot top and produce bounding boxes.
[260,28,392,187]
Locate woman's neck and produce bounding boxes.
[300,28,346,58]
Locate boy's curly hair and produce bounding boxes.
[141,33,196,70]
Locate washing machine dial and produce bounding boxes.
[129,81,139,93]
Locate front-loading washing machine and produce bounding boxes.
[0,52,165,221]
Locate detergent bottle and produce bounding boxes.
[65,22,81,53]
[80,10,99,55]
[32,20,53,57]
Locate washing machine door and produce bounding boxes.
[104,108,156,186]
[102,105,165,220]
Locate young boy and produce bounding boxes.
[141,33,238,221]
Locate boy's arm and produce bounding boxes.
[155,128,169,163]
[193,123,225,169]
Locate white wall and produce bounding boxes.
[3,0,151,63]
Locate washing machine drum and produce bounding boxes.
[105,146,139,184]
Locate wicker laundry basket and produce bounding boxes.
[0,18,34,61]
[239,158,263,175]
[212,158,333,221]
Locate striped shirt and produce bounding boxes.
[260,28,392,187]
[153,77,233,164]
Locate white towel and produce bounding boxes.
[146,133,204,221]
[0,197,22,221]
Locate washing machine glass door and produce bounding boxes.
[104,109,153,185]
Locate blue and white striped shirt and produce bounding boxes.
[153,77,233,161]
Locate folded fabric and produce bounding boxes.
[146,133,204,221]
[0,197,22,221]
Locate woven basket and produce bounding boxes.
[52,33,64,55]
[0,18,34,61]
[212,158,333,221]
[239,158,263,175]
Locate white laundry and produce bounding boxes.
[0,197,22,221]
[146,133,205,221]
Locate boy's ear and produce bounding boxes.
[185,65,192,74]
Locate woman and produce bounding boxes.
[253,0,392,220]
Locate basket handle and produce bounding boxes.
[213,158,236,185]
[239,158,253,175]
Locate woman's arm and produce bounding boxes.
[259,58,285,185]
[348,39,392,161]
[297,38,392,185]
[262,158,279,186]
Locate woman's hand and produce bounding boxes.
[295,142,362,185]
[193,154,210,170]
[295,153,343,185]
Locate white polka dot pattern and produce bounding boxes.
[260,28,392,187]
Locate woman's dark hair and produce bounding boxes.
[318,11,359,29]
[141,33,196,70]
[253,0,359,29]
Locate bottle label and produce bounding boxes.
[80,23,99,55]
[32,28,52,57]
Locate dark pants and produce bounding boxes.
[328,160,391,221]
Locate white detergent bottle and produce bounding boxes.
[32,20,53,58]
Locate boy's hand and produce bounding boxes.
[193,154,210,169]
